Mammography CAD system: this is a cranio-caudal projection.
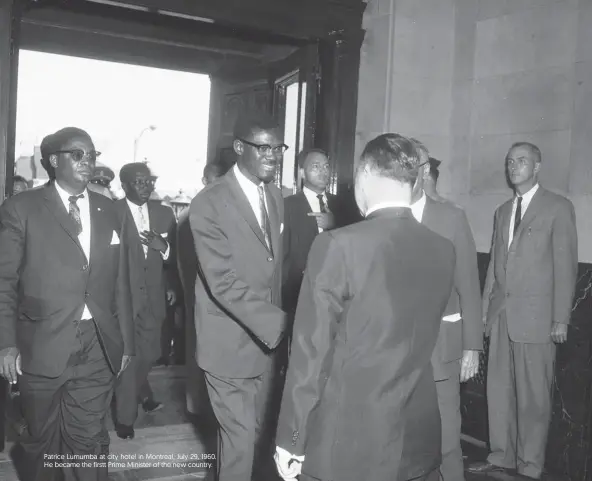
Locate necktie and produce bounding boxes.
[68,195,84,235]
[513,196,523,235]
[138,206,149,256]
[317,194,327,213]
[257,185,272,253]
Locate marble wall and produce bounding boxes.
[357,0,592,261]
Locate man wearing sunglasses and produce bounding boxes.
[190,113,288,480]
[0,127,134,481]
[112,162,178,440]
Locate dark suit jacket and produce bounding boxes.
[483,187,578,343]
[189,168,286,378]
[282,191,338,314]
[114,200,177,357]
[276,207,455,481]
[421,196,483,380]
[0,183,134,377]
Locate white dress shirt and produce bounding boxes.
[234,164,270,232]
[302,186,329,232]
[126,199,170,260]
[508,183,539,248]
[54,181,92,320]
[411,192,461,323]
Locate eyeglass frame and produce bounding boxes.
[238,138,289,156]
[52,149,102,162]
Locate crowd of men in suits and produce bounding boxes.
[0,112,578,481]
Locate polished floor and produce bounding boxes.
[0,365,564,481]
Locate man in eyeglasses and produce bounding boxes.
[190,113,288,480]
[0,127,134,481]
[111,162,178,440]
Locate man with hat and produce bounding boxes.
[88,165,115,199]
[112,162,178,440]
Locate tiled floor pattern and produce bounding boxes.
[1,365,566,481]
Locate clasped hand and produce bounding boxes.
[140,230,168,253]
[0,347,21,384]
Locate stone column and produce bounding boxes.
[0,0,20,200]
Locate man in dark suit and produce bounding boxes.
[112,162,178,440]
[275,133,456,481]
[410,139,482,481]
[178,161,226,415]
[190,113,288,480]
[282,149,339,316]
[468,142,578,479]
[0,127,134,481]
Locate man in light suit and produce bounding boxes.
[113,162,178,440]
[0,127,134,481]
[410,139,482,481]
[275,133,456,481]
[190,113,288,481]
[468,142,578,479]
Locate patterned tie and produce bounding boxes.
[68,195,84,235]
[513,196,523,235]
[138,206,149,256]
[317,193,327,213]
[257,185,272,254]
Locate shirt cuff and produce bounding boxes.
[161,241,171,261]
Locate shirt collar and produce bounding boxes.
[303,186,325,199]
[126,198,147,212]
[54,181,88,208]
[516,183,539,203]
[366,201,410,217]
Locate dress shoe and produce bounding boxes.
[115,423,134,440]
[142,399,164,413]
[467,461,507,474]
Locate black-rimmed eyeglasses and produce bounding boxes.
[53,150,101,162]
[239,139,289,156]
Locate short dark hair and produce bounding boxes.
[40,133,56,180]
[49,127,92,153]
[203,162,226,179]
[428,157,441,183]
[233,112,280,140]
[509,142,542,163]
[119,162,153,183]
[359,133,421,185]
[13,175,28,185]
[297,148,329,169]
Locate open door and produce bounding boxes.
[207,43,318,195]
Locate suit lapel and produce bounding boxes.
[89,192,112,266]
[511,188,545,247]
[43,183,85,257]
[500,201,512,251]
[225,170,268,249]
[266,184,280,255]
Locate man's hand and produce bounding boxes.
[0,347,21,384]
[140,230,168,253]
[307,212,335,230]
[274,446,304,481]
[118,355,133,377]
[166,289,177,306]
[460,349,480,383]
[551,322,568,344]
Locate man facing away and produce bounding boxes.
[0,127,134,481]
[468,142,578,479]
[112,162,178,440]
[275,133,456,481]
[190,113,288,480]
[178,162,226,416]
[410,139,483,481]
[282,149,338,317]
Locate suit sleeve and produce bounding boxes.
[276,232,349,455]
[453,209,484,350]
[552,201,578,324]
[190,197,286,348]
[0,199,24,351]
[482,209,498,322]
[116,211,135,356]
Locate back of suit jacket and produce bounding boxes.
[276,208,455,481]
[115,199,177,329]
[0,184,134,377]
[483,187,577,343]
[282,191,338,314]
[421,197,483,379]
[190,169,286,378]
